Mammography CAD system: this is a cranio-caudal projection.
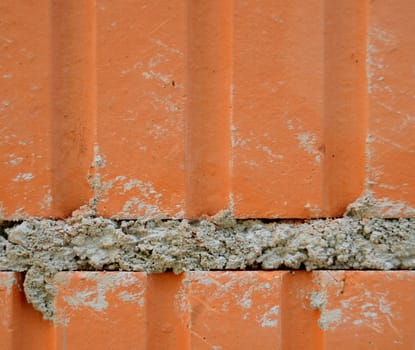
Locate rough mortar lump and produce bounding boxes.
[1,212,415,320]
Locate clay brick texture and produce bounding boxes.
[1,1,415,349]
[2,271,415,349]
[1,0,414,220]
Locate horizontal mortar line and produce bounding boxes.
[0,215,408,227]
[1,214,415,320]
[1,215,412,275]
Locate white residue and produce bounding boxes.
[12,173,34,182]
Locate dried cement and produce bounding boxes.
[1,210,415,320]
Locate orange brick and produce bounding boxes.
[51,271,415,349]
[0,1,96,219]
[2,271,415,349]
[231,0,367,218]
[0,1,53,218]
[0,272,53,350]
[1,1,415,218]
[315,271,415,349]
[366,0,415,216]
[94,0,187,219]
[54,272,147,349]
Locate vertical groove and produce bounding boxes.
[50,0,96,218]
[0,273,18,350]
[185,0,233,218]
[281,272,325,350]
[146,273,190,350]
[11,273,56,350]
[323,0,369,216]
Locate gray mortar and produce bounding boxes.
[1,210,415,320]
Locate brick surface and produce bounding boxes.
[94,0,187,219]
[0,273,53,350]
[1,1,415,348]
[2,271,415,349]
[0,1,54,218]
[1,1,415,219]
[366,0,415,216]
[231,0,367,217]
